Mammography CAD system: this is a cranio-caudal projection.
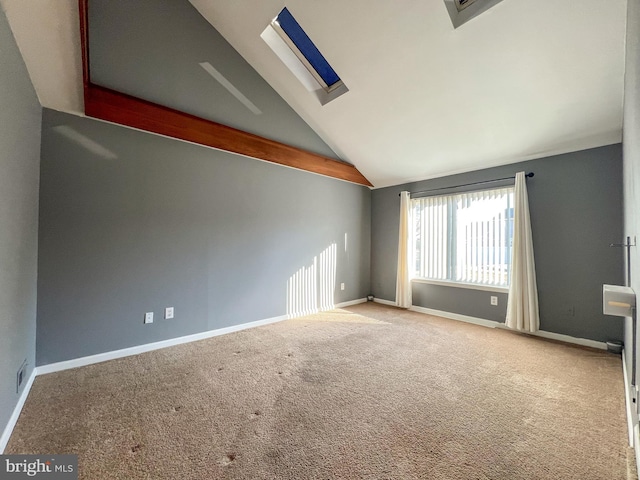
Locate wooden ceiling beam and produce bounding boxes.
[77,0,372,187]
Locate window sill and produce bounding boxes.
[411,278,509,294]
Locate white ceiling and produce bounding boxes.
[1,0,627,188]
[0,0,83,116]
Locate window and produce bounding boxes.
[273,7,342,91]
[411,187,514,288]
[443,0,506,29]
[262,7,348,105]
[455,0,478,12]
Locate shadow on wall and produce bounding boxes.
[287,243,337,318]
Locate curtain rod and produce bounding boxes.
[400,172,534,197]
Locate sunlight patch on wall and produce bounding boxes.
[287,243,337,318]
[199,62,262,115]
[53,125,117,159]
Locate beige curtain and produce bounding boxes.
[396,191,412,308]
[505,172,540,332]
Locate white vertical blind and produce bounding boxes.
[412,187,514,287]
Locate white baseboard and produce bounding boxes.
[37,314,289,375]
[522,328,606,350]
[408,305,607,350]
[621,350,640,480]
[636,424,640,480]
[335,298,368,308]
[373,298,397,307]
[409,305,500,329]
[38,299,369,376]
[622,349,635,447]
[38,315,288,375]
[4,297,605,454]
[2,299,369,450]
[1,368,37,453]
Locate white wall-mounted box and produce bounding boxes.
[603,284,636,317]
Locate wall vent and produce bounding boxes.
[16,360,27,393]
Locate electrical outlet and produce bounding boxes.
[490,296,498,306]
[144,312,154,324]
[340,283,345,291]
[165,307,174,319]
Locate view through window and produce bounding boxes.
[411,186,514,287]
[272,7,342,92]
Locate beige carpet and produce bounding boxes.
[6,303,636,479]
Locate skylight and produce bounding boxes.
[273,8,341,90]
[444,0,505,28]
[455,0,479,12]
[262,7,348,105]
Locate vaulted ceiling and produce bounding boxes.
[0,0,627,188]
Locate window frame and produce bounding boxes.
[410,185,515,291]
[263,7,348,105]
[271,8,343,93]
[455,0,479,12]
[443,0,506,29]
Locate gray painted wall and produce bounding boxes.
[623,0,640,439]
[412,284,508,323]
[372,145,624,342]
[36,109,370,365]
[88,0,337,159]
[0,7,41,439]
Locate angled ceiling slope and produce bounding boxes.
[191,0,627,187]
[79,0,371,187]
[0,0,83,115]
[0,0,371,187]
[1,0,627,188]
